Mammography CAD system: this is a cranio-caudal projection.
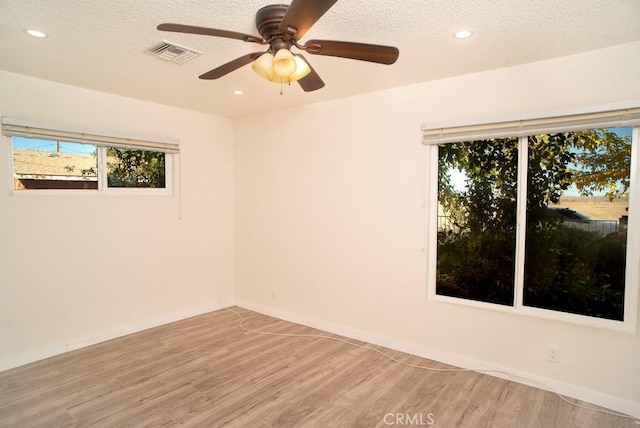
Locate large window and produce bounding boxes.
[426,107,639,328]
[3,118,177,194]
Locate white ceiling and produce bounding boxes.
[1,0,639,119]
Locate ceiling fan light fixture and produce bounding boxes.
[252,52,275,80]
[273,48,297,77]
[157,0,399,92]
[253,50,310,84]
[267,55,311,84]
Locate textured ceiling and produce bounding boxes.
[1,0,639,119]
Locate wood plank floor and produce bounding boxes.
[0,307,636,427]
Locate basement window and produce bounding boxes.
[3,118,178,194]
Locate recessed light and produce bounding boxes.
[233,90,244,95]
[26,29,47,38]
[454,30,472,39]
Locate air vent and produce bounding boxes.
[145,40,201,64]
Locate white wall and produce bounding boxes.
[235,42,640,415]
[0,70,235,369]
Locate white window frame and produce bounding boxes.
[423,102,640,333]
[3,117,178,196]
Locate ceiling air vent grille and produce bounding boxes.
[146,40,202,64]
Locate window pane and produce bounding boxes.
[437,138,519,306]
[12,137,98,190]
[523,128,631,321]
[106,148,166,188]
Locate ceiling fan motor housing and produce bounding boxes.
[256,4,291,51]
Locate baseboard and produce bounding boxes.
[235,299,640,419]
[0,301,231,372]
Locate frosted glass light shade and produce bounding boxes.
[268,55,311,83]
[252,53,274,80]
[290,55,311,81]
[273,48,296,77]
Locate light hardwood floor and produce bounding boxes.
[0,307,636,427]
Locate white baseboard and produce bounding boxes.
[0,301,231,372]
[235,299,640,419]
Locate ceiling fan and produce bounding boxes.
[157,0,399,92]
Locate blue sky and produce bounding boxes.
[12,136,96,155]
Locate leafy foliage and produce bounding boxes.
[571,129,631,200]
[438,138,518,236]
[527,133,575,207]
[524,226,625,320]
[437,230,516,305]
[107,148,165,188]
[78,148,166,188]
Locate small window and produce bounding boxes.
[3,117,178,195]
[11,136,171,193]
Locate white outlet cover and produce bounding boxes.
[547,345,560,363]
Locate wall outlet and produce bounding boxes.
[547,345,560,363]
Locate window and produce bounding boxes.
[3,118,178,194]
[12,138,98,190]
[426,106,640,329]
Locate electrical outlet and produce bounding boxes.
[547,345,560,363]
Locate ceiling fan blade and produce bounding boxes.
[158,23,265,44]
[304,40,399,65]
[296,55,325,92]
[199,52,264,80]
[278,0,338,39]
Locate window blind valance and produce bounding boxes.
[422,107,640,145]
[2,117,180,154]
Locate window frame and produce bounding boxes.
[424,104,640,333]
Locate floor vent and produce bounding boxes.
[146,40,202,64]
